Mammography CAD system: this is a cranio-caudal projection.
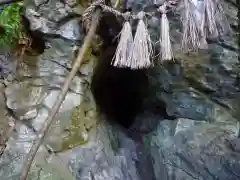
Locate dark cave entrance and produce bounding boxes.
[89,11,171,129]
[90,13,149,129]
[91,46,149,129]
[90,12,173,129]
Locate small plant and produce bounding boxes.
[0,2,25,51]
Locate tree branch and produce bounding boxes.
[19,8,102,180]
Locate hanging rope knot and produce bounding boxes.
[122,12,131,21]
[82,0,105,31]
[136,11,145,20]
[158,4,167,14]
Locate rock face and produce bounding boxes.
[125,0,240,179]
[0,52,17,79]
[24,0,85,40]
[0,0,240,180]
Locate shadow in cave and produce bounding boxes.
[91,12,173,130]
[91,44,158,180]
[91,45,149,128]
[21,15,46,55]
[90,12,166,180]
[90,11,150,129]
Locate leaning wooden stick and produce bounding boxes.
[20,8,101,180]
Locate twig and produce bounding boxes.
[19,8,102,180]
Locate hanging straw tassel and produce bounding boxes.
[191,0,208,49]
[198,4,208,49]
[202,0,231,39]
[202,0,218,38]
[158,4,173,61]
[214,0,231,36]
[181,0,201,52]
[129,11,153,69]
[199,29,208,49]
[111,15,134,68]
[199,9,208,50]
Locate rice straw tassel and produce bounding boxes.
[199,2,208,49]
[158,4,173,61]
[111,12,134,68]
[203,0,231,38]
[202,0,218,38]
[129,11,153,69]
[191,0,208,49]
[181,0,201,52]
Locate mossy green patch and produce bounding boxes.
[0,2,24,50]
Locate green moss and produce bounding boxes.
[0,2,24,50]
[61,101,99,151]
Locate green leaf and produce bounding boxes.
[0,2,24,50]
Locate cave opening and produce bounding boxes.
[90,12,171,129]
[90,12,149,129]
[91,45,149,128]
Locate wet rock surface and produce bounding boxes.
[144,119,240,180]
[127,0,240,179]
[0,0,240,180]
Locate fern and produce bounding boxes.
[0,2,24,50]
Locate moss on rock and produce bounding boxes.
[0,3,25,50]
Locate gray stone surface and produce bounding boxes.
[25,0,85,41]
[0,0,240,180]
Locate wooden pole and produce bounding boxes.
[20,8,101,180]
